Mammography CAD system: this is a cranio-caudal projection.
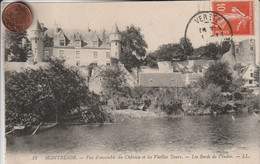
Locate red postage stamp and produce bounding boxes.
[212,1,254,35]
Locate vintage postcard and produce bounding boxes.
[1,0,260,164]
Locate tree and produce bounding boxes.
[120,25,148,71]
[143,52,158,68]
[156,43,184,60]
[202,61,233,92]
[5,58,94,128]
[204,43,218,60]
[4,30,31,62]
[100,65,130,109]
[100,65,129,98]
[180,37,193,58]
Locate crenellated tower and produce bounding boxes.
[109,23,121,59]
[29,20,44,63]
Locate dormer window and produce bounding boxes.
[93,41,98,47]
[75,40,81,47]
[60,39,65,46]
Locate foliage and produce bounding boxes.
[144,37,193,67]
[199,84,223,108]
[202,61,233,92]
[100,65,130,109]
[180,37,193,57]
[191,41,230,60]
[4,30,31,62]
[204,43,218,60]
[5,58,94,129]
[143,52,158,68]
[120,25,148,71]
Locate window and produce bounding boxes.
[250,73,253,77]
[106,52,110,58]
[236,48,240,53]
[106,62,111,66]
[75,40,81,47]
[60,40,65,46]
[60,50,64,58]
[115,42,117,46]
[35,49,38,56]
[45,51,49,58]
[76,61,80,66]
[76,51,80,58]
[115,52,118,58]
[93,51,98,58]
[93,41,98,47]
[91,62,98,66]
[250,46,254,51]
[249,80,253,84]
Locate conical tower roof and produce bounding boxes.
[111,23,119,34]
[31,19,42,31]
[221,40,237,68]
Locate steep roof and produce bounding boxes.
[111,23,120,34]
[44,28,111,48]
[221,41,237,68]
[139,72,186,87]
[187,73,202,82]
[31,19,43,31]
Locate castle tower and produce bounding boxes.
[29,20,44,63]
[221,39,237,69]
[109,23,121,59]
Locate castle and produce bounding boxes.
[29,20,121,67]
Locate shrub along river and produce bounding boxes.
[6,113,260,155]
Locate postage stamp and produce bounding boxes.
[212,1,254,35]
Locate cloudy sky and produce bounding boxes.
[4,1,256,52]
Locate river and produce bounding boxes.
[5,113,260,164]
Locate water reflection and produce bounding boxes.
[6,113,260,154]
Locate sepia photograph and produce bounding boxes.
[1,1,260,164]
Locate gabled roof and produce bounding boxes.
[139,72,186,87]
[187,73,202,82]
[45,28,110,48]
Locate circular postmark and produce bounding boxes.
[184,11,233,48]
[2,2,32,33]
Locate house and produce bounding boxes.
[221,39,258,90]
[240,65,258,87]
[172,60,214,74]
[139,72,186,88]
[29,20,121,67]
[138,61,186,88]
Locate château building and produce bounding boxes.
[29,20,121,67]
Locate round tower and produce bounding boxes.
[29,20,44,63]
[109,23,121,59]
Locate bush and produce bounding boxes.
[5,58,96,130]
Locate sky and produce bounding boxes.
[25,1,212,51]
[3,1,258,52]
